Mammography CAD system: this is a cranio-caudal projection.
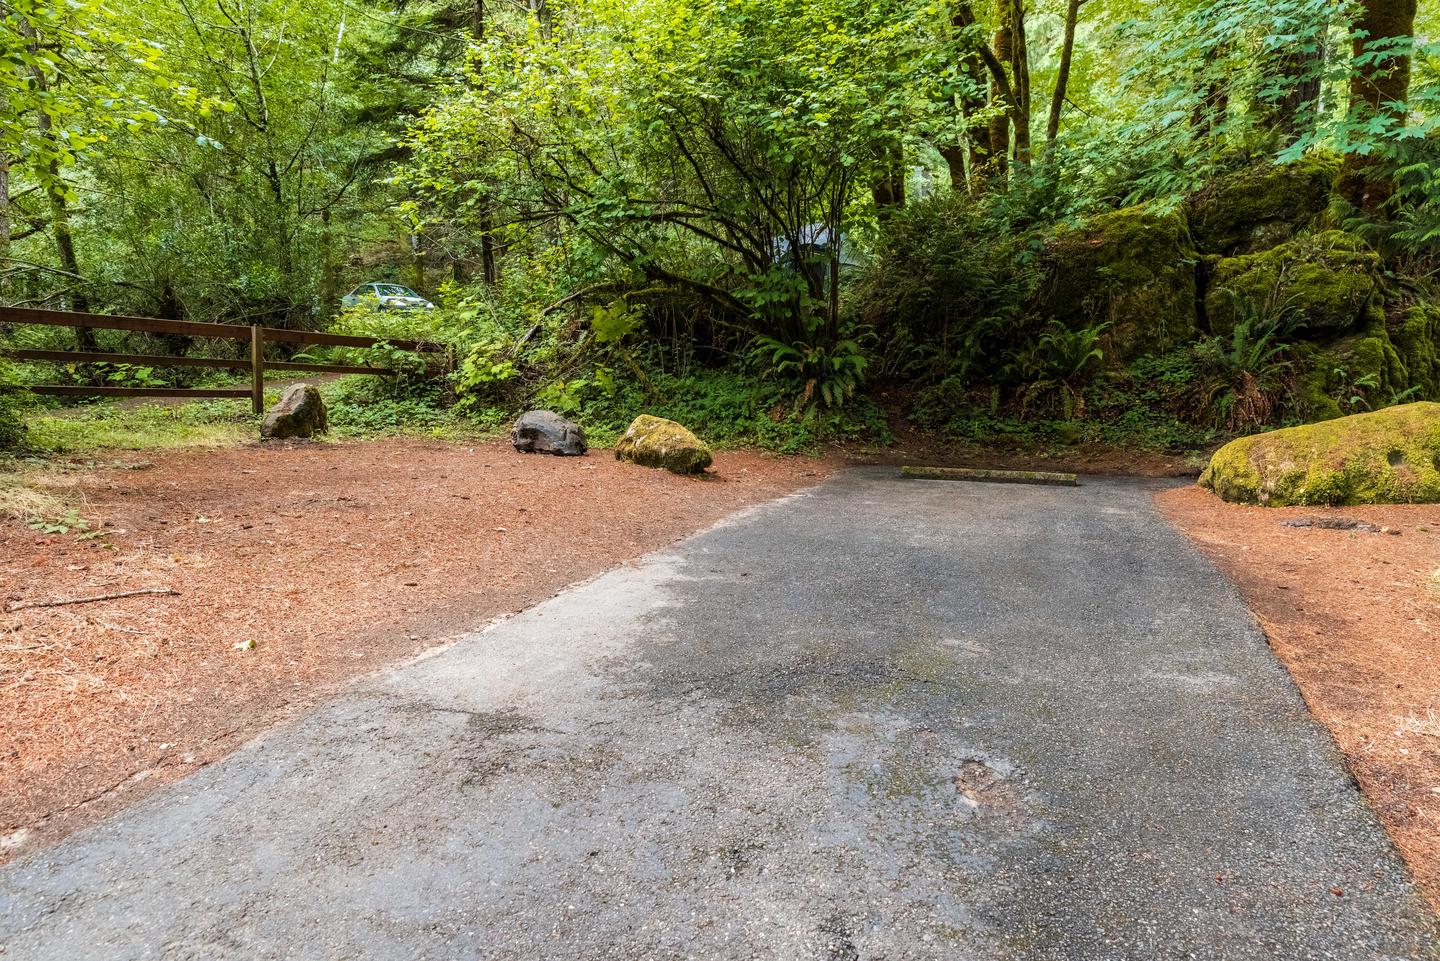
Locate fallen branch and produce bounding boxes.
[5,587,179,613]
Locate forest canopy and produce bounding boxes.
[1,0,1437,451]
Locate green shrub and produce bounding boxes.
[852,192,1038,383]
[1002,322,1108,419]
[752,318,868,412]
[534,366,887,454]
[0,358,24,452]
[1191,319,1294,431]
[321,376,484,439]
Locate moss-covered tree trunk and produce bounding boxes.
[474,0,500,285]
[19,15,97,349]
[0,153,10,306]
[1335,0,1419,213]
[954,0,1030,186]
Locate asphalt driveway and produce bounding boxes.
[2,469,1436,960]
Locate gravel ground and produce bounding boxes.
[0,437,829,862]
[2,470,1435,960]
[1158,485,1440,912]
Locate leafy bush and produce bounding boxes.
[1192,319,1294,431]
[322,376,484,438]
[1002,322,1108,419]
[753,319,868,412]
[0,357,25,452]
[853,192,1038,383]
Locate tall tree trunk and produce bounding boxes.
[0,152,11,305]
[986,1,1014,182]
[473,0,500,284]
[962,44,990,182]
[1268,43,1325,146]
[942,22,990,193]
[1046,0,1083,142]
[19,16,96,347]
[46,184,96,348]
[409,232,425,293]
[480,215,498,285]
[1336,0,1419,212]
[320,208,338,319]
[939,142,967,191]
[1008,0,1032,167]
[955,0,1036,189]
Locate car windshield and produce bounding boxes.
[374,284,416,297]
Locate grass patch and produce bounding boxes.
[16,376,495,456]
[321,379,496,441]
[0,462,70,522]
[23,400,255,455]
[11,366,1214,468]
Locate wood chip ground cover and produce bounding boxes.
[1158,486,1440,911]
[0,438,829,860]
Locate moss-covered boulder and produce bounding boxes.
[1199,401,1440,505]
[1187,154,1339,255]
[1039,206,1198,360]
[1204,230,1380,336]
[614,415,713,474]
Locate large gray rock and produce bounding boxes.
[261,384,328,440]
[512,410,587,456]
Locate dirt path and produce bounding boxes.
[1158,486,1440,912]
[0,438,830,860]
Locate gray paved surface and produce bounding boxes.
[2,469,1438,960]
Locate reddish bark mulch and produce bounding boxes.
[1158,486,1440,911]
[0,438,830,860]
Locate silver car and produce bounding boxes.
[340,282,436,311]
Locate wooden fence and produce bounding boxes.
[0,306,447,414]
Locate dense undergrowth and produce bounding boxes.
[3,362,891,458]
[4,0,1439,464]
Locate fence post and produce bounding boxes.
[250,325,264,415]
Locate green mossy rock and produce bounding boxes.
[1293,307,1440,421]
[1040,206,1198,360]
[1204,230,1380,336]
[1199,401,1440,506]
[1394,305,1440,400]
[1292,362,1345,422]
[614,414,713,474]
[1187,154,1339,255]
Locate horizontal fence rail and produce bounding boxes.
[28,386,255,400]
[0,306,448,414]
